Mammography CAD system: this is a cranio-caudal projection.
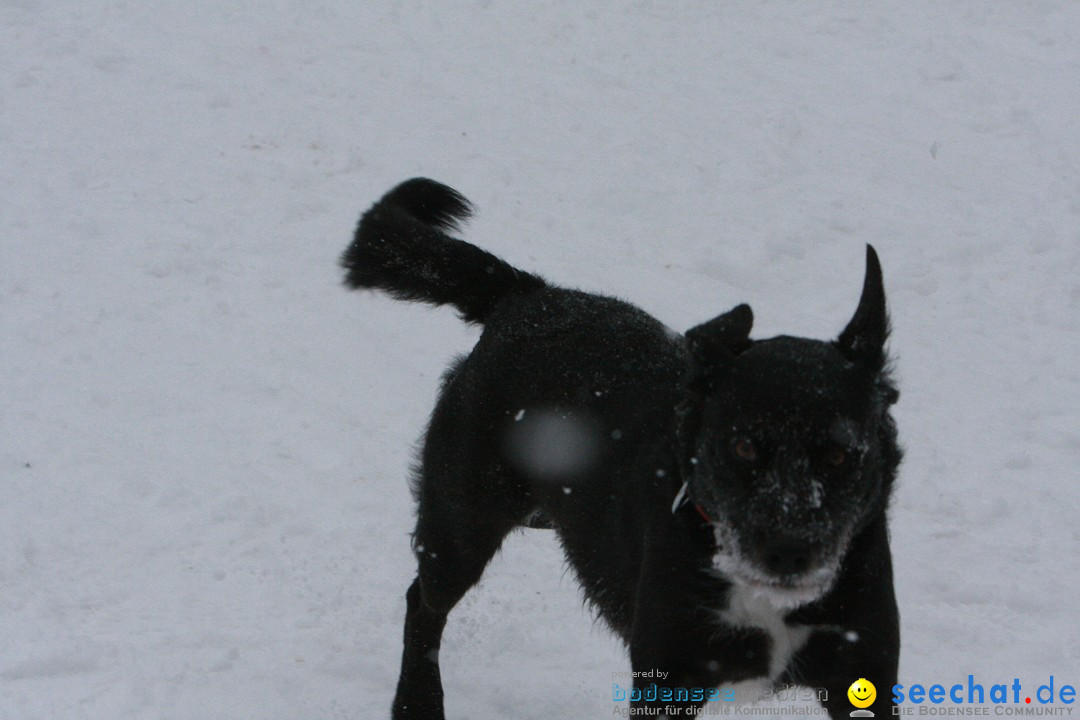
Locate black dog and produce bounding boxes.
[341,179,902,719]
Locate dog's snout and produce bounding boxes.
[761,539,814,577]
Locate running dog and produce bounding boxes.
[340,178,902,719]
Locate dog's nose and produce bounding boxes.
[761,540,814,577]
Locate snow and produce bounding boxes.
[3,2,1079,718]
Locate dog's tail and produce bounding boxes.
[340,178,547,324]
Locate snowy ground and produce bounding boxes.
[3,3,1079,718]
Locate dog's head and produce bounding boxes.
[680,246,901,609]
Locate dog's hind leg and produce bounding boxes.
[392,576,448,720]
[390,464,527,720]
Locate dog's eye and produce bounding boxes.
[732,437,757,462]
[820,446,848,468]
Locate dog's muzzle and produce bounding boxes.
[707,523,842,609]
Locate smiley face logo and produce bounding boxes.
[848,678,876,709]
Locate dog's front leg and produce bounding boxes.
[784,515,900,720]
[628,658,711,719]
[628,628,772,717]
[627,584,771,718]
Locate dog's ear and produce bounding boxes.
[685,303,754,370]
[836,245,890,371]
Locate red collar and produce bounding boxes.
[693,503,712,523]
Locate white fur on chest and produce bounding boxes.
[713,585,811,703]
